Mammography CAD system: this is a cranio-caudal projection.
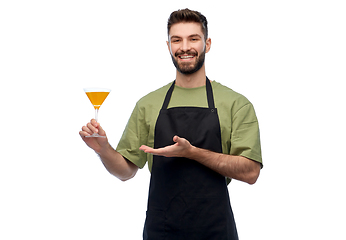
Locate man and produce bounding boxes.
[80,8,262,240]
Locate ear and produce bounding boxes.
[205,38,211,53]
[166,40,171,52]
[167,40,173,56]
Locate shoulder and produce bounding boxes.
[211,81,252,111]
[136,81,173,108]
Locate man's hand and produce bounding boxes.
[79,119,138,181]
[79,119,109,154]
[139,135,193,158]
[140,135,261,184]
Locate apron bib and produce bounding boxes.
[143,78,238,240]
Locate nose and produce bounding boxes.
[181,39,191,52]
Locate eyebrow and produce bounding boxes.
[170,34,203,39]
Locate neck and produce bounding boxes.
[175,65,207,88]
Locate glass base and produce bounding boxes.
[85,133,106,138]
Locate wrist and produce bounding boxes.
[186,145,198,160]
[97,142,113,156]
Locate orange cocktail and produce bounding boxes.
[85,91,110,110]
[83,88,111,138]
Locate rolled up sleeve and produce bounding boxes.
[230,103,263,167]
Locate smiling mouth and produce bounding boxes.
[179,55,194,59]
[176,50,197,60]
[178,55,196,60]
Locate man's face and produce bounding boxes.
[167,22,211,75]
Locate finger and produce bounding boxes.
[139,145,152,152]
[79,131,84,137]
[140,145,160,155]
[91,119,98,127]
[87,122,98,133]
[79,126,93,137]
[79,130,90,138]
[81,125,93,135]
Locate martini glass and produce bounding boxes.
[83,88,111,138]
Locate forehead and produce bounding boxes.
[169,22,204,39]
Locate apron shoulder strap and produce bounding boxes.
[161,81,176,110]
[206,77,215,109]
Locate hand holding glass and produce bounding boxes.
[83,88,111,138]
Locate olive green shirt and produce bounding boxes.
[116,80,262,173]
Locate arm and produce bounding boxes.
[140,135,261,184]
[188,145,261,184]
[80,119,138,181]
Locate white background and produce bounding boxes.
[1,0,345,239]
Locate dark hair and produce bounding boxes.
[167,8,208,40]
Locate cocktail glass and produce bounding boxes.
[83,88,111,138]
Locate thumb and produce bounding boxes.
[173,135,180,143]
[173,135,186,145]
[173,135,191,148]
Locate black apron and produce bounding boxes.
[143,78,238,240]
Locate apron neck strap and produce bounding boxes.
[206,77,215,109]
[162,77,215,110]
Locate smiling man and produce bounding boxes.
[169,22,209,76]
[80,8,262,240]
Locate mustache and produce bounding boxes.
[174,50,198,57]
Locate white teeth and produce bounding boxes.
[180,55,194,59]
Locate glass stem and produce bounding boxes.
[95,108,99,122]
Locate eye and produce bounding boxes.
[170,39,180,44]
[190,37,200,42]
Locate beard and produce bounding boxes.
[171,49,206,75]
